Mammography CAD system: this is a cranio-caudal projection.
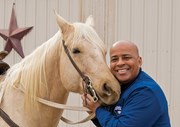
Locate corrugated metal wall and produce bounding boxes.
[0,0,180,127]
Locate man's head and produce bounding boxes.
[110,40,142,85]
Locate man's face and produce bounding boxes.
[110,42,142,84]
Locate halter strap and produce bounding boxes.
[0,108,19,127]
[62,40,90,84]
[62,40,98,102]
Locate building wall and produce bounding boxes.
[0,0,180,127]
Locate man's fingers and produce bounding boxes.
[81,94,87,106]
[81,94,94,107]
[86,94,94,102]
[81,94,100,112]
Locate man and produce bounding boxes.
[82,40,171,127]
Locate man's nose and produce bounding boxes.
[116,58,124,65]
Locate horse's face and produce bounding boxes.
[56,13,120,105]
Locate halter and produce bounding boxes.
[62,40,98,102]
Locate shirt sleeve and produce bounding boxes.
[95,86,162,127]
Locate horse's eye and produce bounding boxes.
[72,48,80,54]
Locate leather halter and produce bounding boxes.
[62,40,98,102]
[0,108,19,127]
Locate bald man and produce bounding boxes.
[82,40,170,127]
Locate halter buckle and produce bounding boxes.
[83,77,98,102]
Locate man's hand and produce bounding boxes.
[81,93,101,112]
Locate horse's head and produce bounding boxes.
[55,13,120,105]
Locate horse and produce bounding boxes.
[0,12,120,127]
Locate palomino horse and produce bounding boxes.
[0,13,120,127]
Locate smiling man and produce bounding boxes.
[110,41,142,85]
[82,40,171,127]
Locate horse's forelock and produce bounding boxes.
[72,23,107,55]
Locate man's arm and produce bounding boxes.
[85,87,162,127]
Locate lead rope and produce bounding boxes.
[59,82,96,124]
[60,113,95,124]
[37,97,95,124]
[37,80,95,124]
[16,87,95,125]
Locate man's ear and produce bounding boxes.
[138,56,142,67]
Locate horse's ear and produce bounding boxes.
[85,15,94,27]
[54,10,73,35]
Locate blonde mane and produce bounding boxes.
[0,31,61,108]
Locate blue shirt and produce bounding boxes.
[92,69,171,127]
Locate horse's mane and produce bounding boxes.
[0,31,61,108]
[0,22,106,110]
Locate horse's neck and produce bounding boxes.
[0,35,70,127]
[43,37,68,102]
[34,39,70,126]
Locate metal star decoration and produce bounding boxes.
[0,3,33,58]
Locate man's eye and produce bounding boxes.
[123,56,131,60]
[111,58,118,62]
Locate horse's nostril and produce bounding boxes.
[103,83,112,96]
